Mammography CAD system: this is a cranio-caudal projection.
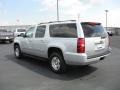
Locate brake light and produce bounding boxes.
[77,38,85,53]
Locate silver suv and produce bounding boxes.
[14,20,111,73]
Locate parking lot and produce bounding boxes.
[0,36,120,90]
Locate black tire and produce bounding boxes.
[14,45,22,59]
[49,52,67,74]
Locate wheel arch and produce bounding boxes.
[48,47,64,59]
[14,43,20,48]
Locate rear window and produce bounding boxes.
[49,23,77,38]
[81,22,107,37]
[17,29,26,32]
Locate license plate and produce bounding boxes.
[95,44,105,50]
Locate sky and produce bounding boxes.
[0,0,119,27]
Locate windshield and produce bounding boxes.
[81,22,107,38]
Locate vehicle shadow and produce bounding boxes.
[5,54,97,81]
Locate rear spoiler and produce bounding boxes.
[81,22,101,25]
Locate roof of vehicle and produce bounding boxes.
[38,20,101,25]
[38,20,76,25]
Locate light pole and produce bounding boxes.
[57,0,59,21]
[105,10,108,30]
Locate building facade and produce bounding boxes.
[0,25,32,32]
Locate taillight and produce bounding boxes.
[77,38,85,53]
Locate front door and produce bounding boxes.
[21,27,35,55]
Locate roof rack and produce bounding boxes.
[38,20,76,25]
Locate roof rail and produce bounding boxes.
[38,20,76,25]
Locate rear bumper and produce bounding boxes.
[64,48,111,65]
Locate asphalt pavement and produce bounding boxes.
[0,36,120,90]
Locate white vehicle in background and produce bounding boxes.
[14,28,26,37]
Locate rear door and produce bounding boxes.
[81,22,109,58]
[31,25,47,57]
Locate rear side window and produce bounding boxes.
[35,25,46,38]
[49,23,77,38]
[81,22,107,37]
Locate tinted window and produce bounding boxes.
[49,23,77,38]
[17,29,26,32]
[25,27,34,38]
[35,25,46,38]
[81,22,107,37]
